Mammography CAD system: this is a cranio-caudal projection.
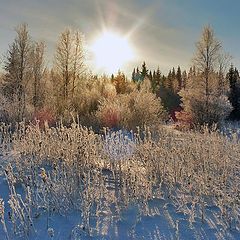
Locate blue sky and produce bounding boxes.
[1,0,240,75]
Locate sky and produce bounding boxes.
[1,0,240,76]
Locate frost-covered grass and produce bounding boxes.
[0,122,240,239]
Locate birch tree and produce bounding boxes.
[180,26,232,125]
[193,26,221,108]
[54,29,85,105]
[31,41,46,111]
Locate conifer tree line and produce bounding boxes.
[132,63,186,94]
[0,23,240,128]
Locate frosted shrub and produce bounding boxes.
[180,89,232,126]
[96,97,129,128]
[126,89,168,129]
[96,88,168,130]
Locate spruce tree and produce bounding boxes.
[227,65,240,119]
[182,70,187,89]
[149,70,153,82]
[133,67,141,83]
[166,70,173,89]
[111,74,114,82]
[151,70,157,92]
[2,23,33,121]
[176,66,182,92]
[172,67,176,79]
[140,61,148,81]
[132,68,136,82]
[156,67,162,87]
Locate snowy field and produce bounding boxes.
[0,123,240,240]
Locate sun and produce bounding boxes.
[90,31,134,74]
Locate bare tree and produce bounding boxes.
[31,41,46,111]
[180,26,232,125]
[72,31,85,99]
[55,29,72,100]
[193,26,221,101]
[2,23,33,121]
[54,29,85,103]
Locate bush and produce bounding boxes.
[126,90,168,129]
[180,89,232,126]
[96,86,168,130]
[95,98,123,128]
[32,108,56,128]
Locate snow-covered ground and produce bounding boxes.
[1,172,239,240]
[0,124,240,240]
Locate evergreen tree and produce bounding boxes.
[153,70,156,81]
[133,67,141,83]
[155,67,162,87]
[150,67,162,93]
[182,70,187,89]
[111,74,114,82]
[149,70,153,82]
[150,70,157,92]
[136,67,140,78]
[157,67,181,112]
[172,67,176,79]
[188,67,193,79]
[162,75,166,87]
[131,68,136,82]
[166,70,173,89]
[2,23,33,121]
[140,61,148,81]
[176,66,182,92]
[227,65,240,119]
[188,66,196,79]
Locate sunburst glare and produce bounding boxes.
[90,31,135,74]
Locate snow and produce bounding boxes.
[1,175,239,239]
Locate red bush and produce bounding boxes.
[32,108,56,128]
[101,108,121,129]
